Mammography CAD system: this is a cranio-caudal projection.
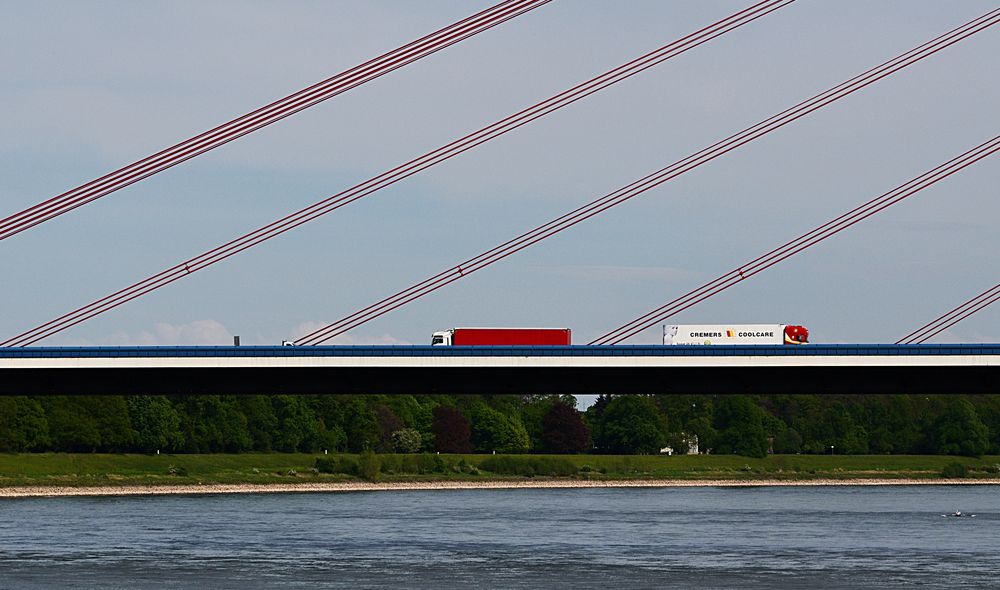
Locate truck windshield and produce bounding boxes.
[431,335,444,345]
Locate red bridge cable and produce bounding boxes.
[0,0,542,240]
[0,0,551,241]
[897,282,1000,343]
[0,0,783,248]
[0,0,543,240]
[591,135,1000,344]
[293,9,1000,346]
[596,136,1000,344]
[316,132,1000,346]
[906,291,1000,344]
[897,282,1000,344]
[298,11,1000,346]
[1,0,794,347]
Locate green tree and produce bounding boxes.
[127,396,182,453]
[342,397,380,452]
[827,405,869,455]
[684,416,717,453]
[864,397,895,454]
[272,395,322,452]
[713,396,768,458]
[175,396,251,453]
[470,404,530,453]
[239,395,279,451]
[23,392,1000,458]
[0,397,50,451]
[320,424,348,452]
[481,394,524,417]
[932,398,989,456]
[412,398,439,451]
[584,394,613,450]
[43,396,100,451]
[596,395,668,454]
[976,396,1000,454]
[772,427,802,454]
[520,396,557,451]
[380,395,432,430]
[655,395,712,434]
[42,396,133,452]
[91,396,136,452]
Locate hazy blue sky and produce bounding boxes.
[2,0,998,357]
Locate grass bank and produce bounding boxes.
[1,453,999,488]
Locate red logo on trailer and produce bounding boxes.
[784,325,809,344]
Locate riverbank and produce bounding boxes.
[4,477,1000,498]
[3,453,999,492]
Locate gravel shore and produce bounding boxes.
[2,478,999,498]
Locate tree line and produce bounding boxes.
[0,394,998,457]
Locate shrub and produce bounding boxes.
[358,450,381,481]
[397,454,416,474]
[314,456,358,475]
[941,462,968,479]
[166,465,188,477]
[339,457,359,475]
[480,456,577,477]
[400,453,447,474]
[453,459,479,475]
[379,454,402,474]
[614,457,638,475]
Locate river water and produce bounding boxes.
[0,485,997,588]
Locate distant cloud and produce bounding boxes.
[151,320,234,345]
[61,319,234,346]
[288,321,410,345]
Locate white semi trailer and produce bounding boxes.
[663,324,808,345]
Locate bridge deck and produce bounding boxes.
[1,344,997,395]
[2,343,998,359]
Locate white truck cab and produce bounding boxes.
[431,330,453,346]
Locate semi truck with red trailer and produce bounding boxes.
[431,328,571,346]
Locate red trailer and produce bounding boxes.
[431,327,571,346]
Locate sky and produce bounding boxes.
[2,0,999,373]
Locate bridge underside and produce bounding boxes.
[2,365,996,395]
